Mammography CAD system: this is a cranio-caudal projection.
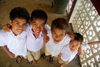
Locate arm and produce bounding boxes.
[77,46,83,55]
[2,24,11,32]
[3,45,15,58]
[67,32,74,40]
[88,41,100,46]
[41,26,49,43]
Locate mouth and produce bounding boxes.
[34,28,40,34]
[34,30,40,35]
[17,29,23,33]
[54,39,60,42]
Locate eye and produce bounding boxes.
[33,23,37,26]
[16,22,19,25]
[54,32,56,35]
[22,23,27,27]
[40,24,44,27]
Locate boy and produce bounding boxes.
[26,9,49,65]
[0,7,29,63]
[44,18,71,62]
[58,33,100,67]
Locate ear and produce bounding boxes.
[9,20,12,26]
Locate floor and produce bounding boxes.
[0,0,80,67]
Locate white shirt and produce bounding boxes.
[61,43,89,62]
[26,24,49,52]
[46,31,71,56]
[0,29,27,57]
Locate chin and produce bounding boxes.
[17,32,22,35]
[54,41,59,44]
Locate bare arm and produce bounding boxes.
[67,32,74,40]
[3,45,15,58]
[41,26,49,43]
[88,41,100,46]
[77,46,83,55]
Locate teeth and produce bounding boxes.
[17,30,22,32]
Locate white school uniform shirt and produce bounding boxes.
[26,24,50,52]
[0,29,27,57]
[61,43,90,62]
[46,31,71,56]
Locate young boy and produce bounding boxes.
[0,7,29,63]
[26,9,49,65]
[58,33,100,67]
[44,18,72,62]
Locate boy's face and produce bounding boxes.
[31,19,44,36]
[9,18,27,36]
[52,28,66,44]
[70,40,81,52]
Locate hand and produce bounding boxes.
[2,24,11,32]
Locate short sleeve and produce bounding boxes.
[45,24,51,31]
[45,24,51,34]
[25,24,30,32]
[64,34,71,45]
[0,29,7,46]
[81,43,90,50]
[61,47,65,53]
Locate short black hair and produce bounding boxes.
[10,7,29,22]
[51,18,69,33]
[31,9,48,24]
[74,33,83,43]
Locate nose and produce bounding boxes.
[18,25,23,29]
[72,44,75,47]
[55,35,59,39]
[36,25,41,30]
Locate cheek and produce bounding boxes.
[12,25,17,30]
[32,26,36,30]
[52,34,56,40]
[23,26,26,30]
[59,36,65,40]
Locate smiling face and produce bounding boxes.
[52,28,66,44]
[9,18,27,36]
[31,19,45,38]
[69,40,81,52]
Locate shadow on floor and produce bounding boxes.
[0,47,80,67]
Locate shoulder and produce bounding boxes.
[45,24,51,30]
[45,24,51,34]
[0,29,7,36]
[0,29,8,41]
[25,24,31,32]
[65,34,71,41]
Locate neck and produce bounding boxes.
[32,29,40,39]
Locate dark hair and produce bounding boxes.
[74,33,83,43]
[9,7,29,22]
[31,9,48,24]
[51,18,69,33]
